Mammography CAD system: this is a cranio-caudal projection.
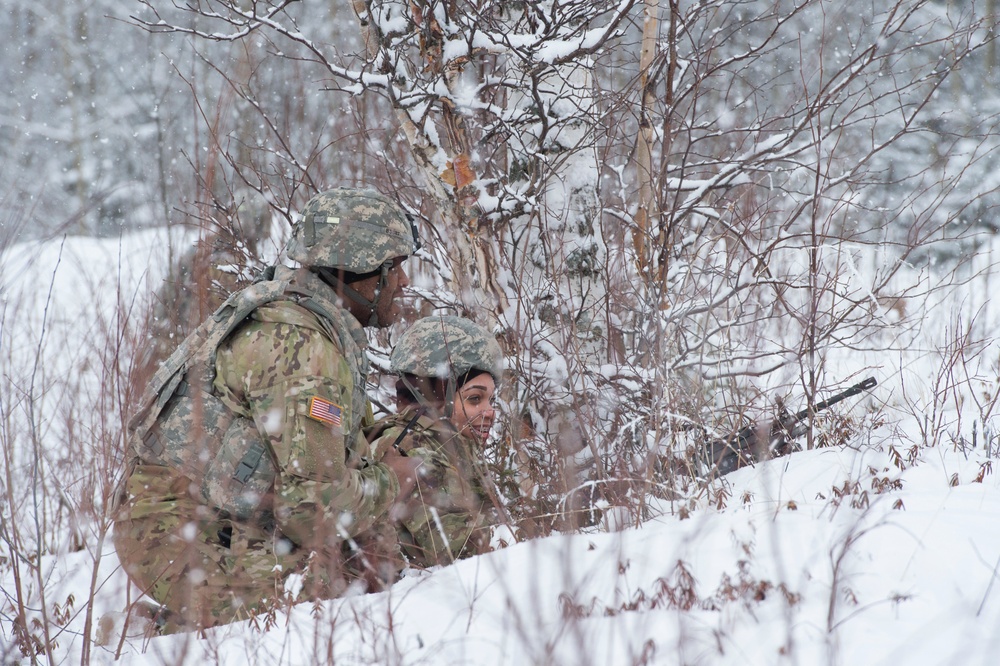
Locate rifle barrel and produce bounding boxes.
[708,376,878,476]
[790,377,878,423]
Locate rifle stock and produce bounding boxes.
[708,377,878,476]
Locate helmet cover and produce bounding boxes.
[287,188,418,272]
[390,316,503,383]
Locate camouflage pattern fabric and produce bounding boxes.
[114,267,400,630]
[286,188,418,273]
[368,407,494,568]
[114,464,338,632]
[389,315,503,382]
[212,268,398,546]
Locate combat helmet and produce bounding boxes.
[287,188,419,272]
[391,316,503,383]
[391,316,503,416]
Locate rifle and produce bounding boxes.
[705,377,878,476]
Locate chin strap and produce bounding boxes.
[399,374,435,414]
[442,376,456,420]
[317,262,391,326]
[398,374,457,421]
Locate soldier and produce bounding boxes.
[113,188,420,633]
[367,316,505,568]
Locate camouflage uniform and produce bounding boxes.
[368,408,493,567]
[113,189,416,631]
[369,316,504,568]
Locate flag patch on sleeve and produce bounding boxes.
[307,396,343,426]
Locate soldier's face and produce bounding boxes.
[354,257,410,327]
[451,373,497,445]
[376,257,410,326]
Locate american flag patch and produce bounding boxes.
[307,396,343,426]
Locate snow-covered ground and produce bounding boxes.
[3,229,1000,665]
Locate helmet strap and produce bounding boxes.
[398,374,457,422]
[365,262,391,327]
[316,263,391,326]
[399,374,438,414]
[443,376,458,420]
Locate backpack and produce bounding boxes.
[125,267,347,521]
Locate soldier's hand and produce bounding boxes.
[382,449,421,498]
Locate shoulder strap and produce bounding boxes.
[128,268,369,438]
[127,275,290,439]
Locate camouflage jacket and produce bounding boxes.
[212,267,399,549]
[367,407,494,568]
[129,266,398,552]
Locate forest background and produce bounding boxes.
[5,0,1000,663]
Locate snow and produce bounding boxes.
[4,229,1000,665]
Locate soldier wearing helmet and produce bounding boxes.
[113,188,420,633]
[286,188,420,327]
[366,315,505,568]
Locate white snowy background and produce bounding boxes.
[3,221,1000,665]
[3,0,1000,663]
